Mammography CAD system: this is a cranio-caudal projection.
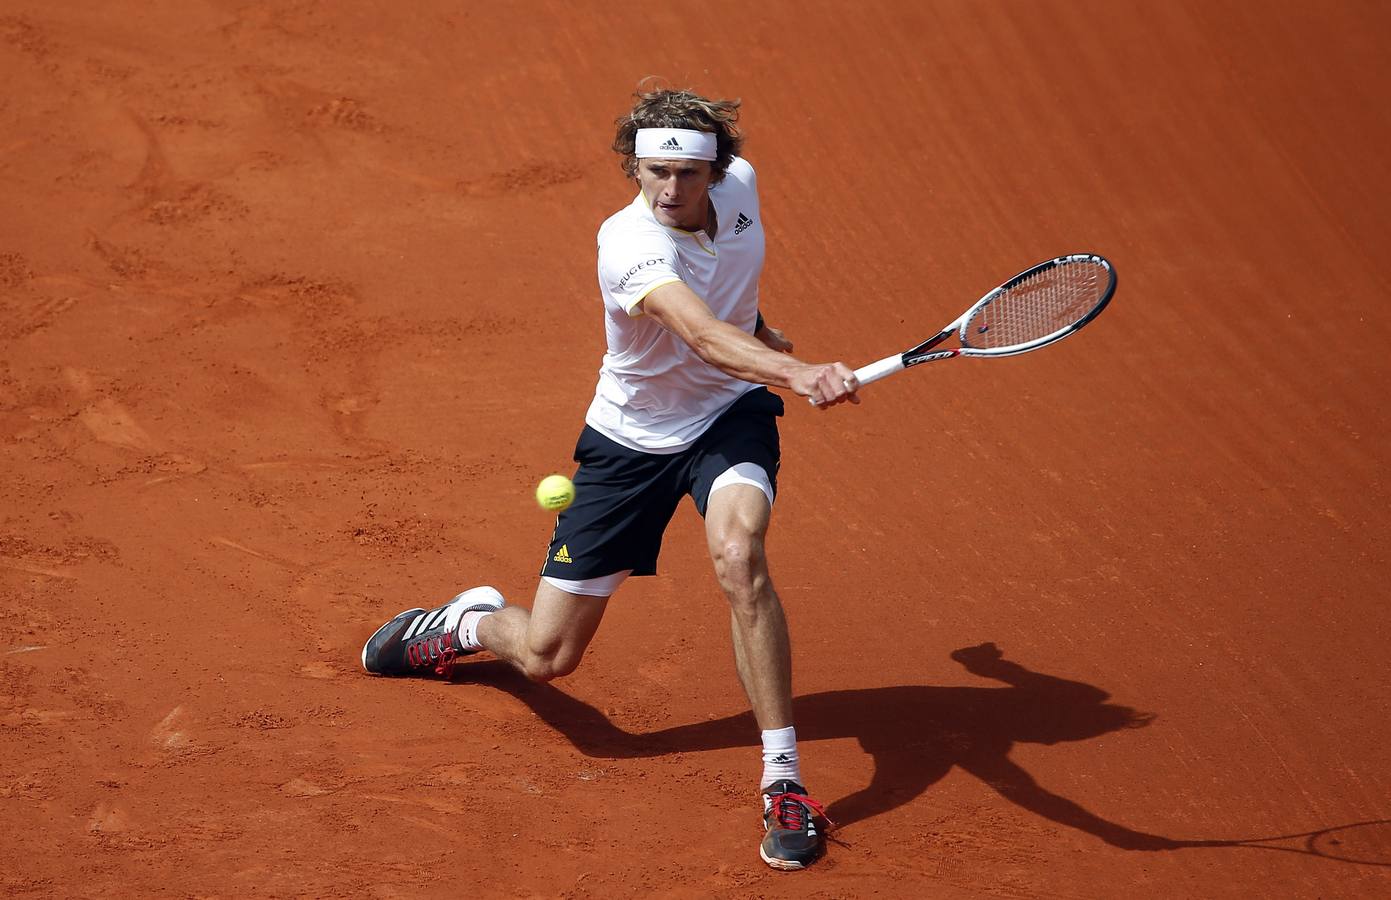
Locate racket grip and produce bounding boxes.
[807,354,905,406]
[851,355,905,388]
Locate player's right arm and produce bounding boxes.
[642,282,859,408]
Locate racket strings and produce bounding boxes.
[965,261,1108,351]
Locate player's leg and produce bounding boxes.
[362,575,622,682]
[473,577,613,683]
[705,481,792,731]
[690,393,797,744]
[692,390,826,870]
[704,471,827,871]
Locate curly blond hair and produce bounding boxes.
[612,84,744,182]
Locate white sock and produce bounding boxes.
[760,725,802,790]
[457,609,494,651]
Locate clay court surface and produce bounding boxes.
[3,1,1390,896]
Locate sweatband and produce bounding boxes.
[635,128,718,161]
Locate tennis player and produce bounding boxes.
[362,86,858,870]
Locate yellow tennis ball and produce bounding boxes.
[535,474,575,511]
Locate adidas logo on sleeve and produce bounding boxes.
[734,212,755,235]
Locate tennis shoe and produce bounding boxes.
[760,779,829,870]
[361,586,504,677]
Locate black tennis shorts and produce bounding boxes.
[540,387,783,580]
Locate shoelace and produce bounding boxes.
[766,791,832,832]
[406,633,458,676]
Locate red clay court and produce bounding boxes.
[3,2,1389,897]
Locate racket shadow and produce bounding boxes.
[1174,821,1391,867]
[457,642,1183,850]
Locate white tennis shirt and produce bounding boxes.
[585,156,766,452]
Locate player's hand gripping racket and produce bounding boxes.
[821,253,1115,403]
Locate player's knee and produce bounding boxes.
[712,536,769,599]
[519,657,564,683]
[519,647,583,683]
[519,661,558,683]
[717,542,773,625]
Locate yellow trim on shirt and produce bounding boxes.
[684,231,717,257]
[627,277,684,317]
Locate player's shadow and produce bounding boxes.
[462,641,1183,850]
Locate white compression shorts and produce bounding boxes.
[540,462,774,598]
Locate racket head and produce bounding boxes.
[1304,819,1391,866]
[958,253,1116,356]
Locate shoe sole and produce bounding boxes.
[760,847,812,871]
[361,607,426,674]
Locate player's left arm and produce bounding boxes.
[754,312,794,353]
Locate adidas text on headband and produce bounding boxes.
[634,128,718,161]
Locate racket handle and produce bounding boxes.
[851,355,905,388]
[807,354,904,407]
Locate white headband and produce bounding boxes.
[634,128,718,161]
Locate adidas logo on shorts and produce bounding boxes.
[552,544,573,563]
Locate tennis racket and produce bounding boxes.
[824,253,1115,402]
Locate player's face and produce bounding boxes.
[636,158,716,231]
